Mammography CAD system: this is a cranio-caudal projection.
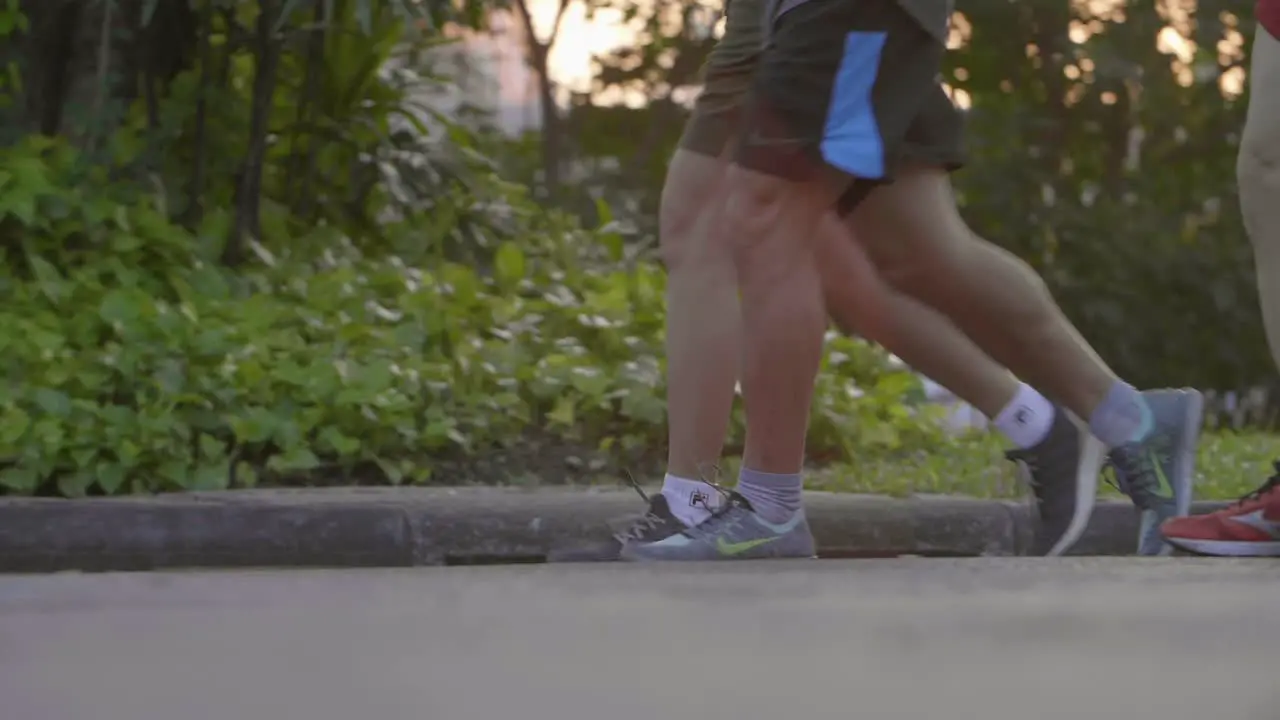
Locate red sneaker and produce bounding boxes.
[1161,467,1280,556]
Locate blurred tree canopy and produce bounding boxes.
[946,0,1264,392]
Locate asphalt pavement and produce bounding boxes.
[1,557,1274,720]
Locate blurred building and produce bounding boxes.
[417,12,540,135]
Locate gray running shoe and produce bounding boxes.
[1105,388,1204,556]
[620,491,816,561]
[1006,408,1106,556]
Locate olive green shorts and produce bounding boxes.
[676,0,766,157]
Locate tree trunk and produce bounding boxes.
[534,44,562,193]
[512,0,572,199]
[227,0,283,266]
[182,0,216,226]
[21,0,81,137]
[291,1,327,220]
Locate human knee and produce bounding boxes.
[1237,137,1280,248]
[721,166,818,290]
[659,204,731,274]
[659,191,718,271]
[1236,136,1280,191]
[659,150,731,271]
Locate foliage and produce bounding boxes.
[946,0,1268,392]
[800,428,1280,502]
[0,128,941,496]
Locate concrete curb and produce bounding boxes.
[0,487,1229,573]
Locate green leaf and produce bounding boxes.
[0,466,38,492]
[32,388,71,417]
[118,439,142,467]
[191,462,230,491]
[235,462,259,488]
[27,255,65,304]
[494,242,526,287]
[98,289,140,325]
[547,396,576,427]
[267,446,320,473]
[230,408,279,445]
[57,471,94,498]
[0,407,30,445]
[199,434,225,459]
[71,447,97,469]
[423,420,454,448]
[375,456,404,485]
[159,461,189,489]
[97,463,127,495]
[111,232,143,253]
[320,427,360,457]
[594,197,613,225]
[408,463,432,485]
[1,190,35,225]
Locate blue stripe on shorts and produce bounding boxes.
[820,31,888,179]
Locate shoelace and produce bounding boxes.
[684,464,753,539]
[614,512,666,543]
[1103,456,1151,506]
[1221,462,1280,511]
[613,466,733,543]
[622,464,745,541]
[1003,448,1040,490]
[613,471,668,543]
[681,492,752,540]
[1102,443,1171,508]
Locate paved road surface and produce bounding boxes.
[1,557,1275,720]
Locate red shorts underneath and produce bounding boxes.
[1260,0,1280,40]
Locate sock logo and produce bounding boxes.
[1013,406,1033,425]
[689,490,711,509]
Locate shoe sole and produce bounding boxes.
[1044,412,1106,557]
[620,534,819,562]
[1164,537,1280,557]
[1147,388,1205,557]
[620,552,820,562]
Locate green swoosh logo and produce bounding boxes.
[1149,450,1173,499]
[716,536,777,556]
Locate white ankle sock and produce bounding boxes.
[661,474,719,526]
[992,383,1055,449]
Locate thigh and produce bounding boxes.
[1239,26,1280,257]
[1241,25,1280,158]
[843,165,972,281]
[733,0,944,196]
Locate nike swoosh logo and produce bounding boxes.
[1227,509,1280,538]
[1149,450,1174,499]
[716,536,778,556]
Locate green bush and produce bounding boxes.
[0,1,946,498]
[0,134,944,497]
